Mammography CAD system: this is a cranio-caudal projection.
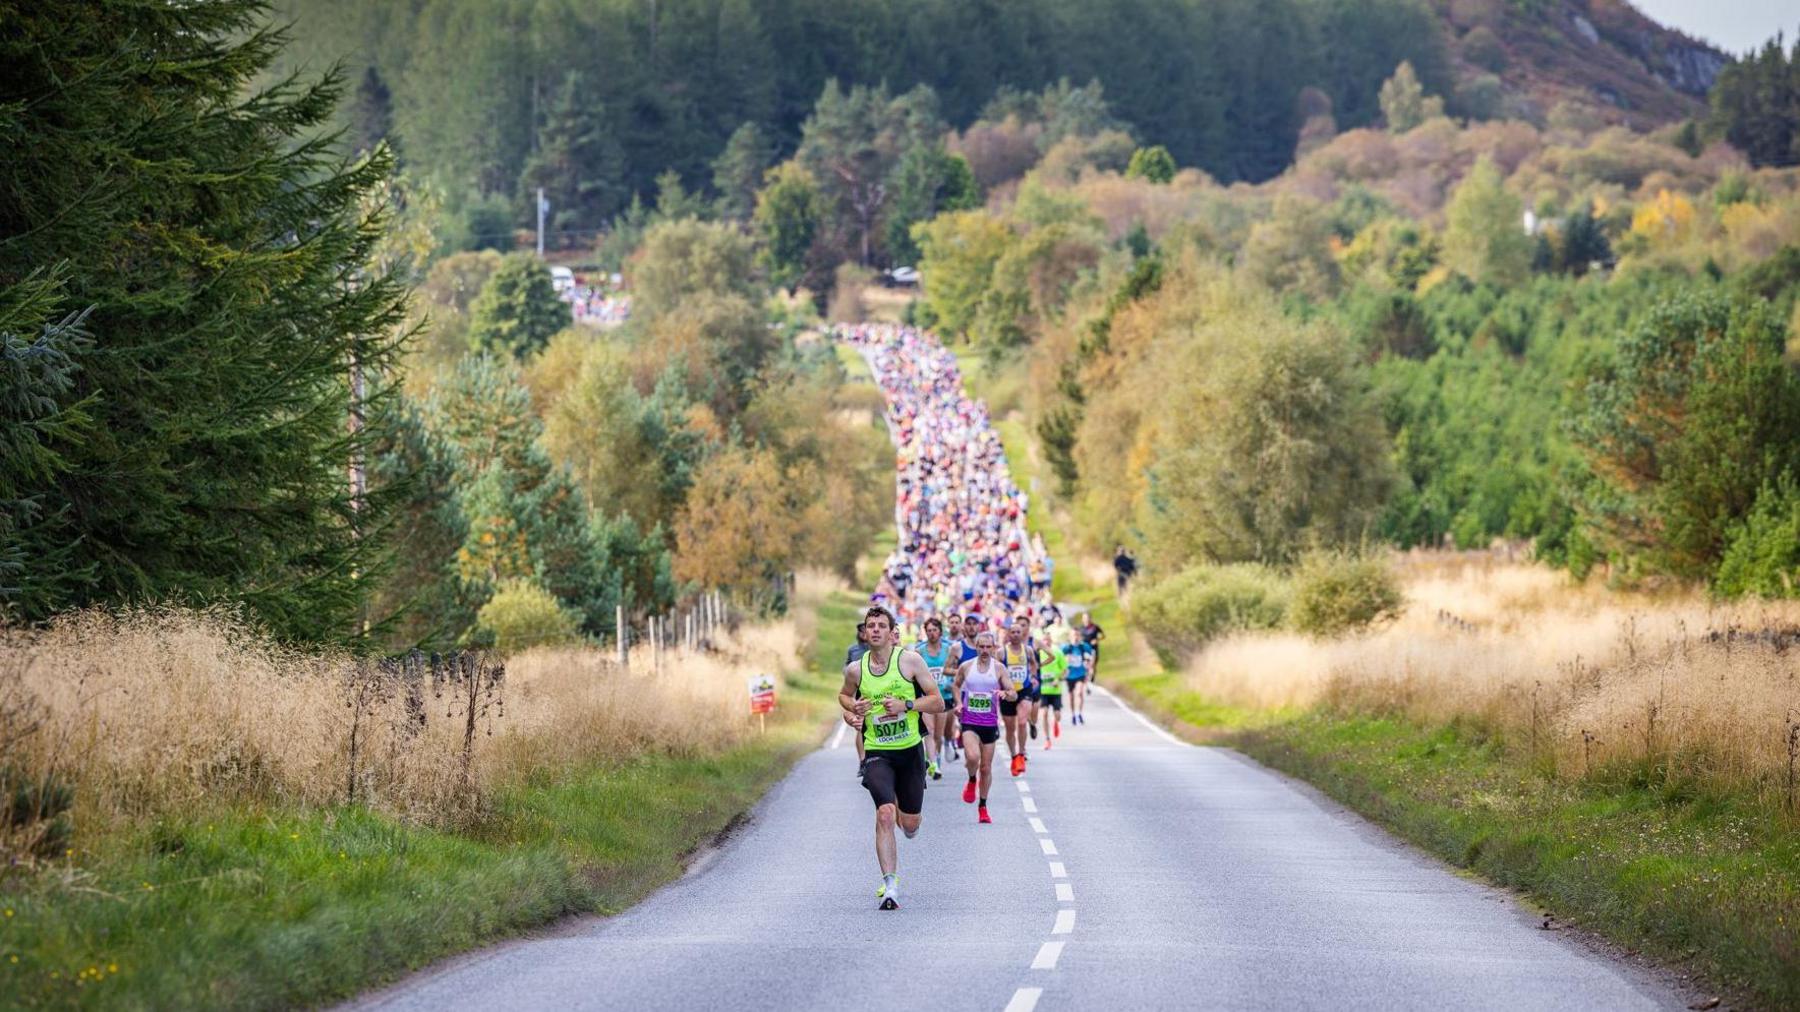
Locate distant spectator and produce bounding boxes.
[1113,546,1138,594]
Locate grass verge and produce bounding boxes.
[1235,714,1798,1007]
[0,736,816,1009]
[997,408,1796,1007]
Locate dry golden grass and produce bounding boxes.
[1,607,801,836]
[1184,553,1800,800]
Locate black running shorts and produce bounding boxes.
[961,723,999,745]
[861,744,927,815]
[999,697,1019,717]
[1040,693,1063,711]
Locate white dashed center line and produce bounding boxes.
[1006,765,1074,1008]
[1004,988,1042,1012]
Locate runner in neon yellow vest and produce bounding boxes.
[837,606,944,910]
[1036,637,1067,747]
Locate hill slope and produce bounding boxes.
[1435,0,1727,126]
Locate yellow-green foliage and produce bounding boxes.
[1289,551,1404,637]
[915,209,1014,337]
[1443,156,1531,287]
[1130,563,1291,662]
[478,579,581,653]
[1070,256,1392,566]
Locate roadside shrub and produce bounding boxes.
[1289,551,1404,637]
[1131,563,1291,663]
[477,580,582,654]
[1714,481,1800,599]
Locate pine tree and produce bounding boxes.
[367,398,481,650]
[349,65,396,157]
[754,162,826,294]
[884,147,980,265]
[0,0,410,642]
[712,122,776,221]
[467,253,572,359]
[798,81,941,266]
[0,268,94,621]
[517,70,626,232]
[426,355,618,636]
[1709,33,1799,169]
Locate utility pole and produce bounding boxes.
[536,187,548,257]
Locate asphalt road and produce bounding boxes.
[355,686,1679,1012]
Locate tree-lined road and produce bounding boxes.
[356,688,1677,1011]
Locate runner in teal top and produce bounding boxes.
[915,617,957,780]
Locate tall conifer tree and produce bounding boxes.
[0,0,409,642]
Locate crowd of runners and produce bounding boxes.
[833,324,1107,910]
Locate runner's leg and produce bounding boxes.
[875,804,898,875]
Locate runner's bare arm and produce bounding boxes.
[839,665,869,726]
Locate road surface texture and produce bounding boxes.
[356,687,1678,1012]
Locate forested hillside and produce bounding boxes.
[272,0,1451,227]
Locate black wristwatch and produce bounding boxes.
[904,699,913,712]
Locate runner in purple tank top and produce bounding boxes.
[952,631,1014,823]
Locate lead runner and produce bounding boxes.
[838,606,945,910]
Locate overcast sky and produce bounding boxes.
[1632,0,1795,56]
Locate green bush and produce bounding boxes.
[1130,564,1291,663]
[1715,481,1800,599]
[1289,551,1404,637]
[467,253,572,359]
[477,580,582,654]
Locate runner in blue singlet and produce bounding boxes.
[915,617,957,780]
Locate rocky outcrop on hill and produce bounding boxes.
[1435,0,1729,128]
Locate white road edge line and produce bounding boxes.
[1031,941,1065,970]
[1055,883,1074,902]
[1048,861,1067,878]
[1016,780,1032,794]
[1091,685,1186,747]
[1029,817,1048,834]
[829,722,847,749]
[1039,838,1058,855]
[1053,909,1076,934]
[1004,987,1043,1012]
[1022,797,1038,813]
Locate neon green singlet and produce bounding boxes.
[1038,647,1066,696]
[860,648,923,750]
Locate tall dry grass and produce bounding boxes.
[0,607,800,840]
[1184,553,1800,803]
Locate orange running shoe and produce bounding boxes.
[962,779,976,804]
[978,806,992,824]
[1053,722,1061,739]
[1010,753,1023,777]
